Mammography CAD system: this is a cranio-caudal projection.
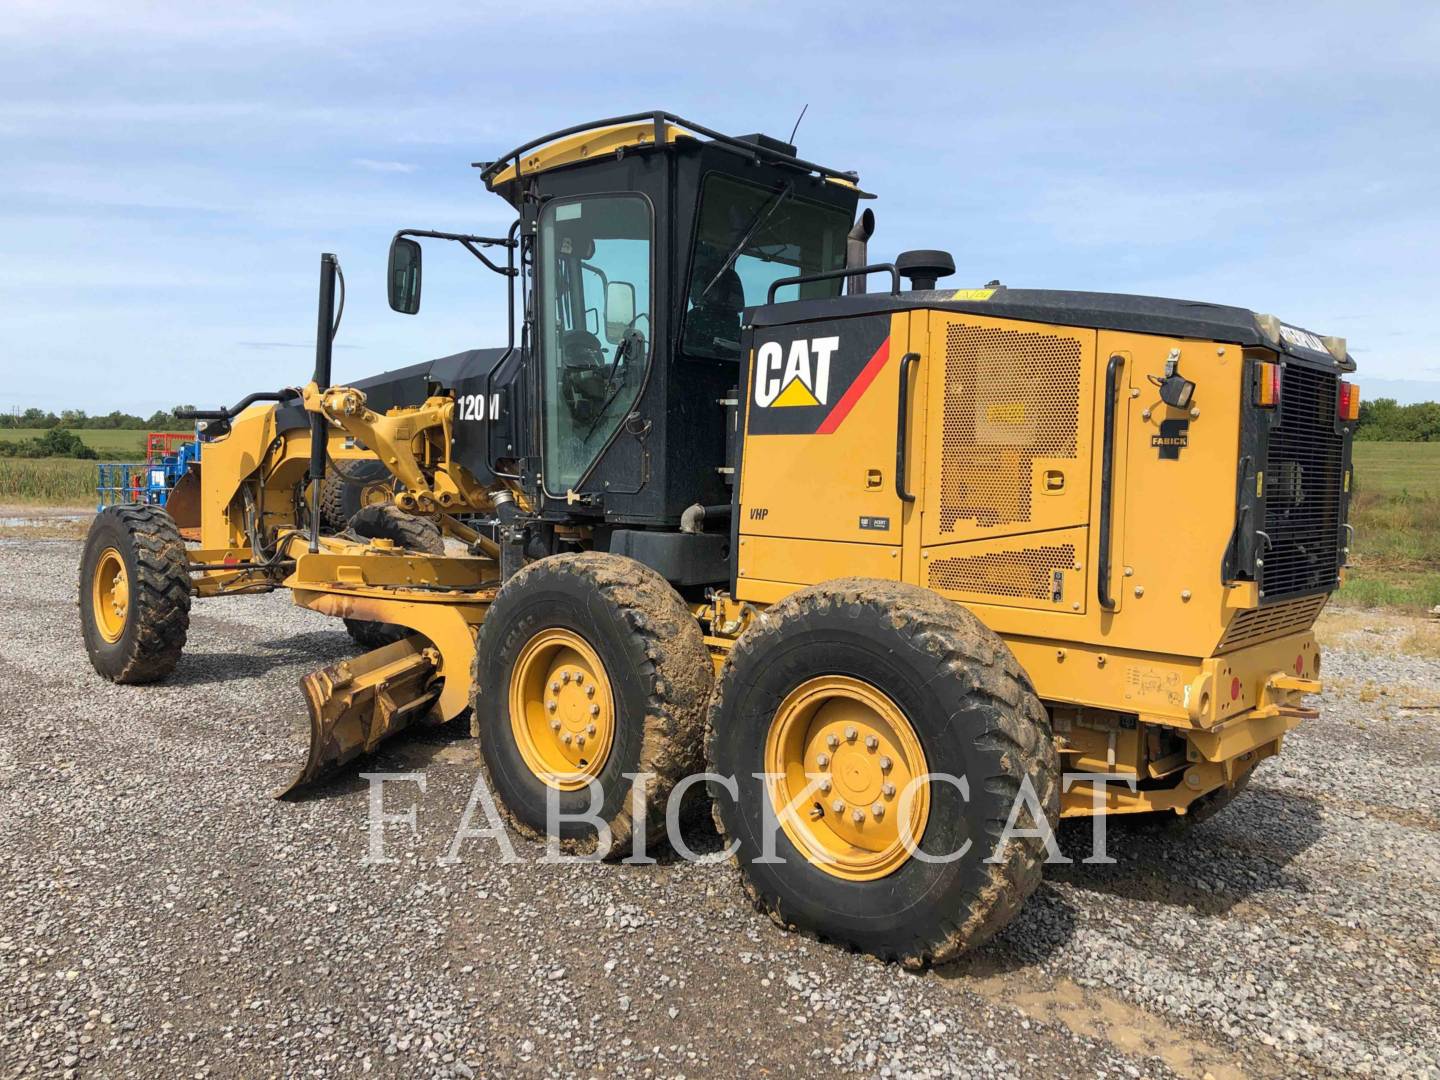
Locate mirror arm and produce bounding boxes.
[397,228,519,279]
[460,238,516,277]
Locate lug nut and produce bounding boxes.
[871,802,884,819]
[851,808,865,824]
[879,756,893,772]
[546,700,558,713]
[831,799,845,814]
[576,735,586,748]
[826,734,839,750]
[864,735,878,751]
[882,782,896,798]
[844,726,858,742]
[562,671,572,684]
[550,681,560,693]
[561,733,572,745]
[586,724,596,736]
[574,672,584,685]
[816,753,830,768]
[818,777,832,794]
[586,685,596,698]
[590,704,600,717]
[550,720,561,732]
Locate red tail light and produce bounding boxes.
[1338,381,1360,421]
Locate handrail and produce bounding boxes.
[476,110,860,188]
[767,263,900,304]
[175,389,299,423]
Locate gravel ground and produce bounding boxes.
[2,537,1438,1078]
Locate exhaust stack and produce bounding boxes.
[845,209,875,295]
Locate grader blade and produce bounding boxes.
[278,636,442,799]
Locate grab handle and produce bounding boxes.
[896,352,921,503]
[1098,354,1125,610]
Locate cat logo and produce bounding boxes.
[753,336,840,408]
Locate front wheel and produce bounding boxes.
[706,579,1059,968]
[79,505,191,683]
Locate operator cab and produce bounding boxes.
[388,114,865,552]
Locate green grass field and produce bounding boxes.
[1340,441,1440,609]
[1,437,1434,609]
[0,428,179,457]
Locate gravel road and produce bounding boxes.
[2,536,1438,1078]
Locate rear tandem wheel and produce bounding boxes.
[706,578,1060,968]
[471,552,712,857]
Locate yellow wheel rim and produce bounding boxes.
[91,547,130,644]
[508,628,616,790]
[360,481,391,509]
[764,675,930,882]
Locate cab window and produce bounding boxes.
[537,195,652,493]
[682,174,851,361]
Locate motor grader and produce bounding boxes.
[78,111,1358,967]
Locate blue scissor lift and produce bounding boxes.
[97,432,201,511]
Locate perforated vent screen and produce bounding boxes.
[940,324,1082,532]
[928,544,1076,601]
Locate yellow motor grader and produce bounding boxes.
[78,112,1358,967]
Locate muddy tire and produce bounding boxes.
[706,579,1059,968]
[79,505,191,683]
[472,552,711,857]
[341,504,444,649]
[320,460,393,533]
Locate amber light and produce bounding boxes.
[1256,361,1281,407]
[1339,381,1361,421]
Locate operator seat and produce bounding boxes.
[686,264,746,358]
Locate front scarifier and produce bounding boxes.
[76,112,1357,968]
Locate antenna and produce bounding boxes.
[788,103,809,145]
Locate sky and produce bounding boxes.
[2,0,1438,416]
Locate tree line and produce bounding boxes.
[0,407,194,431]
[1355,398,1440,442]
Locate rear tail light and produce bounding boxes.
[1338,381,1360,421]
[1255,361,1281,407]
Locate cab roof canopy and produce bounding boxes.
[475,110,865,205]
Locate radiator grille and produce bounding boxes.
[939,324,1082,532]
[1262,365,1345,598]
[928,543,1075,601]
[1217,594,1327,652]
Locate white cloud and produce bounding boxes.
[352,158,417,174]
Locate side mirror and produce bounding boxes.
[387,236,422,314]
[604,281,636,344]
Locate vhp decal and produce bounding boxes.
[747,318,891,437]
